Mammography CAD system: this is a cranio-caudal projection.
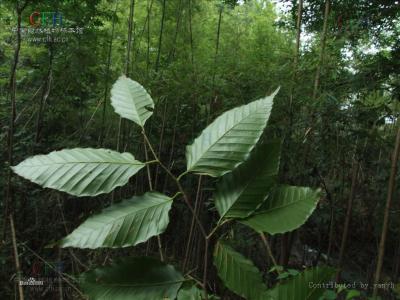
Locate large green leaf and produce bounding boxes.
[60,192,172,249]
[213,241,270,300]
[186,89,278,177]
[79,257,184,300]
[214,141,281,219]
[241,185,321,234]
[267,266,335,300]
[177,282,203,300]
[12,148,144,197]
[110,75,154,126]
[177,282,220,300]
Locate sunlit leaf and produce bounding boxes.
[12,148,144,196]
[60,192,172,249]
[110,75,154,126]
[186,88,279,177]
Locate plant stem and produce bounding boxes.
[142,128,209,296]
[260,233,281,275]
[10,214,24,300]
[183,176,203,271]
[142,131,164,262]
[100,0,119,146]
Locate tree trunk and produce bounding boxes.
[113,0,135,204]
[373,127,400,297]
[303,0,330,178]
[100,0,119,146]
[211,5,223,91]
[288,0,303,124]
[188,0,194,65]
[312,0,330,99]
[336,159,359,281]
[5,4,29,300]
[146,0,154,74]
[35,46,53,144]
[155,0,166,72]
[280,0,304,265]
[167,0,184,62]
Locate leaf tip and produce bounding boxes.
[270,86,280,98]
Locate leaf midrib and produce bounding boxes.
[251,192,315,216]
[125,80,143,126]
[220,171,277,219]
[188,101,267,171]
[79,199,172,228]
[17,160,143,167]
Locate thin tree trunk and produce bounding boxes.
[4,1,27,236]
[154,99,168,189]
[279,0,303,266]
[211,5,223,91]
[155,0,166,72]
[312,0,330,99]
[167,0,184,62]
[100,0,119,146]
[162,105,179,192]
[133,0,154,67]
[10,214,24,300]
[373,127,400,297]
[301,0,330,183]
[125,0,135,76]
[288,0,303,120]
[394,237,400,282]
[336,159,359,281]
[117,0,135,150]
[143,137,164,261]
[35,46,53,144]
[183,175,203,271]
[146,0,154,75]
[188,0,194,65]
[113,0,135,203]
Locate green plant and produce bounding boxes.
[12,75,334,299]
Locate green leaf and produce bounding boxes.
[177,282,203,300]
[345,290,361,300]
[268,266,335,300]
[213,241,271,300]
[186,89,278,177]
[60,192,172,249]
[79,257,184,300]
[177,282,220,300]
[241,185,321,234]
[12,148,144,197]
[110,75,154,126]
[277,272,290,280]
[214,141,281,219]
[322,290,337,300]
[287,269,300,276]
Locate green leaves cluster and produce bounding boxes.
[12,76,330,299]
[213,241,335,300]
